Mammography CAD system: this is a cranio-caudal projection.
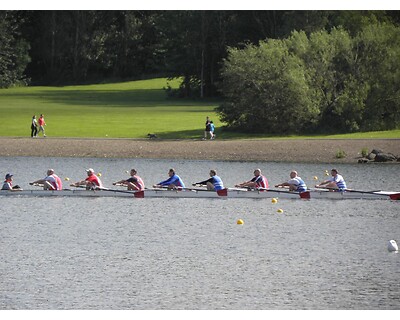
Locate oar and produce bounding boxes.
[98,187,146,198]
[29,182,44,187]
[229,187,309,199]
[314,186,383,194]
[315,186,400,200]
[389,193,400,200]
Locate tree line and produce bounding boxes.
[1,10,399,133]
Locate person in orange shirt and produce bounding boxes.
[38,114,46,137]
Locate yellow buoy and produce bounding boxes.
[271,198,278,204]
[97,173,102,177]
[64,177,70,181]
[325,172,329,176]
[237,219,244,225]
[277,208,284,213]
[313,176,318,180]
[125,170,129,173]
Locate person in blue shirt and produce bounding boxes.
[153,168,185,189]
[193,169,224,191]
[210,121,216,140]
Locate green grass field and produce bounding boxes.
[0,78,399,139]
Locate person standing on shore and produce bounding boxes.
[31,115,38,137]
[203,116,211,140]
[275,170,307,192]
[113,168,145,191]
[210,121,215,140]
[38,114,46,137]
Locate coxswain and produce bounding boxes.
[2,173,22,190]
[113,168,145,191]
[193,169,224,191]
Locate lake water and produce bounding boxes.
[0,157,399,309]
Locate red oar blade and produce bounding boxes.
[134,190,145,198]
[389,193,400,200]
[300,191,310,199]
[217,188,228,197]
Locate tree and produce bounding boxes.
[355,22,400,130]
[218,39,319,134]
[0,11,30,88]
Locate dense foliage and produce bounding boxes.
[1,10,399,133]
[0,12,30,87]
[218,23,400,133]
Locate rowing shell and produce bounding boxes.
[0,188,399,200]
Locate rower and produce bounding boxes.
[193,169,224,191]
[315,168,347,191]
[275,170,307,192]
[113,168,145,191]
[235,168,269,190]
[71,168,103,190]
[153,168,185,189]
[2,173,22,190]
[30,169,62,190]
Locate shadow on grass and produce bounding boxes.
[1,88,220,108]
[151,127,278,140]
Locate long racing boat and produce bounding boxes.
[1,188,399,200]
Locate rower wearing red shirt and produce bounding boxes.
[71,168,103,190]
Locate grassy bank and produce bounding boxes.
[0,78,399,139]
[0,78,221,139]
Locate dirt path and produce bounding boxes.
[1,137,399,163]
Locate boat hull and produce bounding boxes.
[0,188,398,200]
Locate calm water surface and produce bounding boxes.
[0,157,399,309]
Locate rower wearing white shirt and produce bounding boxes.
[275,170,307,192]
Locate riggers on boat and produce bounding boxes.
[0,188,399,200]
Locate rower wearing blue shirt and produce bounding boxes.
[193,169,224,191]
[153,168,185,189]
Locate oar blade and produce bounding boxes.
[389,193,400,200]
[217,188,228,197]
[134,190,145,198]
[299,191,310,199]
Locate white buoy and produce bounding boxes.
[388,240,398,252]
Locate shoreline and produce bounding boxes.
[0,137,399,163]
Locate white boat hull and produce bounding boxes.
[1,188,398,200]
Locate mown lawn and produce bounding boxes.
[0,78,399,139]
[0,78,221,139]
